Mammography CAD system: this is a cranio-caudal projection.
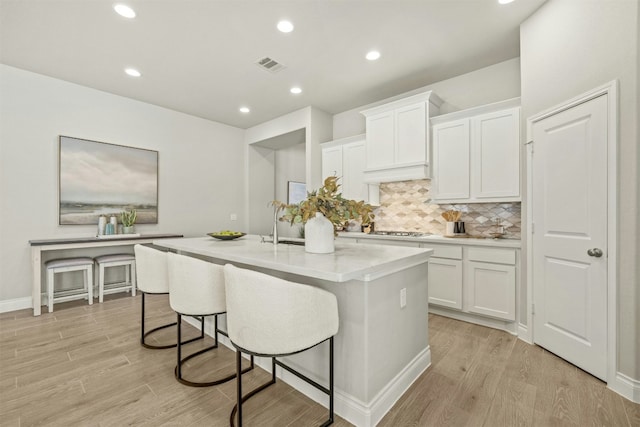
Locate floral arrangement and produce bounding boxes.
[273,176,374,235]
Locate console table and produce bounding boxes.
[29,234,182,316]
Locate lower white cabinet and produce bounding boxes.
[465,261,515,321]
[348,238,519,324]
[422,243,518,322]
[428,258,463,309]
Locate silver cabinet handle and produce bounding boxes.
[587,248,603,258]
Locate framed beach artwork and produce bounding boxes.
[59,136,158,225]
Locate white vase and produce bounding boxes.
[304,212,335,254]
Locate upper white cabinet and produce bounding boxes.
[321,135,379,205]
[360,91,442,183]
[431,98,521,203]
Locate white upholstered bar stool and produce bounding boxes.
[45,257,94,313]
[167,252,253,387]
[135,244,204,349]
[94,254,136,303]
[223,264,339,427]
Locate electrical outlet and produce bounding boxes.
[230,213,237,221]
[400,288,407,308]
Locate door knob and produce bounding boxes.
[587,248,603,258]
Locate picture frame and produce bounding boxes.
[287,181,307,205]
[58,136,159,225]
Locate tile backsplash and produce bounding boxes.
[373,179,521,239]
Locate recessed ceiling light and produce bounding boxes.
[124,68,141,77]
[366,50,381,61]
[114,4,136,18]
[277,20,294,33]
[290,87,302,94]
[498,0,515,4]
[239,107,250,113]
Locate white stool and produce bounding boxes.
[94,254,137,303]
[45,257,94,313]
[135,244,204,350]
[167,252,253,387]
[223,263,339,427]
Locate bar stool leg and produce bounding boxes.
[98,263,105,303]
[236,349,242,427]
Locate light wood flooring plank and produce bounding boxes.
[1,295,637,426]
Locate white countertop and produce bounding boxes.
[338,232,522,248]
[153,235,433,283]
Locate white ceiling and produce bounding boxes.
[0,0,546,129]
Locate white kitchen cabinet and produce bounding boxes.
[321,135,379,204]
[465,261,515,321]
[360,91,442,183]
[471,108,520,199]
[430,98,521,203]
[424,244,463,309]
[431,118,470,200]
[321,145,343,180]
[464,247,516,321]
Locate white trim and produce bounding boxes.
[526,80,618,390]
[0,297,33,313]
[186,315,431,427]
[428,305,518,335]
[609,372,640,404]
[517,323,532,344]
[320,133,365,148]
[430,97,521,125]
[360,90,442,117]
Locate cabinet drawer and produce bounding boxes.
[467,247,516,265]
[422,244,462,260]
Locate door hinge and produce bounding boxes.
[532,303,535,315]
[531,223,535,234]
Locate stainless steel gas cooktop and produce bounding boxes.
[370,231,430,237]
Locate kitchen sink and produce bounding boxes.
[278,239,305,246]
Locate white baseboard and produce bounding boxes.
[429,306,518,335]
[184,316,431,427]
[0,297,33,314]
[517,323,532,344]
[609,371,640,403]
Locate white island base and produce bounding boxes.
[153,236,432,427]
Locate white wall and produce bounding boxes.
[521,0,639,384]
[0,65,245,306]
[332,58,521,139]
[275,143,306,238]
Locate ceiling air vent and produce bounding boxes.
[255,56,285,73]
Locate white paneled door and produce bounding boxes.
[532,94,608,381]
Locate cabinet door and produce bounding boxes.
[342,141,368,201]
[465,261,515,321]
[395,103,426,165]
[322,146,343,181]
[365,111,395,169]
[428,258,463,309]
[432,119,470,200]
[471,108,520,199]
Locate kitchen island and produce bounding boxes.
[153,235,433,427]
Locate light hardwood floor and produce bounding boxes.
[1,294,638,426]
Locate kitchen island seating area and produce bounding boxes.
[151,235,432,427]
[133,246,339,425]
